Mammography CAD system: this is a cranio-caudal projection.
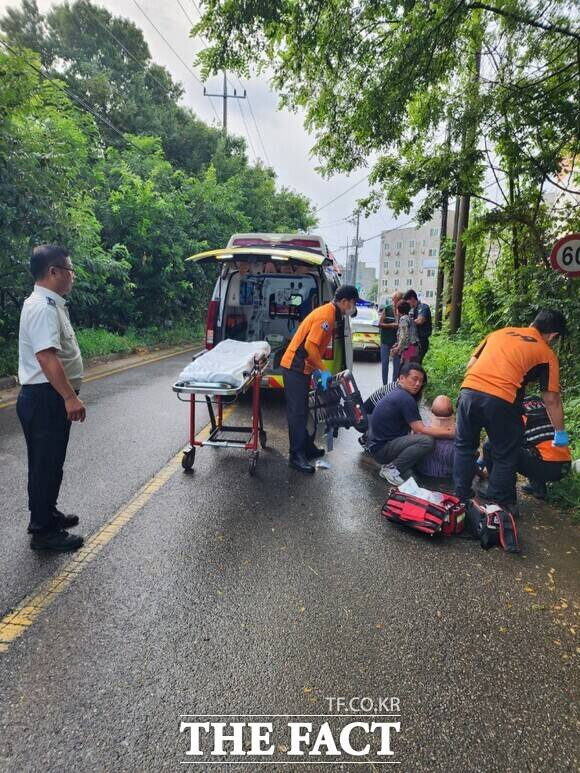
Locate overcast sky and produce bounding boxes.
[0,0,419,270]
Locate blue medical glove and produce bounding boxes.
[314,369,332,390]
[553,430,570,447]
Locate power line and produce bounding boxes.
[237,99,257,160]
[0,39,146,153]
[313,175,370,214]
[79,4,174,96]
[185,0,272,166]
[132,0,220,122]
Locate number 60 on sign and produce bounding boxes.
[550,233,580,277]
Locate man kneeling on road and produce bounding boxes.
[367,363,455,486]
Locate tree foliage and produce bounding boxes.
[0,0,316,370]
[195,0,579,391]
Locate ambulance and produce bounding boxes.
[187,233,353,388]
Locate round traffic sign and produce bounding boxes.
[550,233,580,277]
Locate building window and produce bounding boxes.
[395,260,401,267]
[406,278,413,286]
[409,239,415,248]
[383,280,388,288]
[428,248,438,257]
[425,290,434,298]
[383,261,389,269]
[396,241,402,249]
[408,259,414,267]
[384,242,390,250]
[394,278,399,287]
[430,227,439,237]
[427,269,436,277]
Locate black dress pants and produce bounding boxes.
[483,440,570,484]
[282,367,311,455]
[17,383,72,532]
[454,388,523,505]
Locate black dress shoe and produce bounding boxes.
[305,442,325,460]
[27,509,79,534]
[30,529,84,552]
[289,452,315,473]
[522,480,547,499]
[53,509,80,529]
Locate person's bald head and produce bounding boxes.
[431,395,453,417]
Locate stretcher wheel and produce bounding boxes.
[249,452,259,476]
[259,430,267,449]
[182,448,196,471]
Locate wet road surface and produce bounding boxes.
[0,353,578,772]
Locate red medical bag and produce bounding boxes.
[382,490,465,537]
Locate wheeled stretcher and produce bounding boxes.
[172,346,269,476]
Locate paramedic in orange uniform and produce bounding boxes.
[481,395,571,500]
[454,310,570,510]
[281,285,359,473]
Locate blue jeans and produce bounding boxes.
[380,344,391,385]
[392,353,401,381]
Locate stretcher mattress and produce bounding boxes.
[178,339,271,388]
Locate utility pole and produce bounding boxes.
[449,47,481,333]
[352,211,361,287]
[434,193,449,329]
[204,70,246,136]
[435,125,451,329]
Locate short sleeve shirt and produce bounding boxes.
[281,302,339,375]
[462,326,559,404]
[367,384,421,450]
[18,286,83,388]
[380,303,397,346]
[412,302,432,340]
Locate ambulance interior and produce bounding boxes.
[221,267,321,372]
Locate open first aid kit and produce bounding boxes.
[381,479,465,537]
[465,499,520,553]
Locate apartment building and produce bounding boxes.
[378,213,454,305]
[345,255,377,298]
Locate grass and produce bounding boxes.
[0,321,203,377]
[423,332,580,521]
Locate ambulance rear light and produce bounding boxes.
[205,300,219,349]
[323,337,334,360]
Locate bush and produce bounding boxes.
[422,333,475,404]
[0,322,203,377]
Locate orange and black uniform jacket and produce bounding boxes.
[281,302,340,376]
[462,326,560,405]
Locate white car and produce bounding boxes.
[350,304,381,361]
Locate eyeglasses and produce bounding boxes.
[51,264,75,274]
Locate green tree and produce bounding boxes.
[1,0,222,174]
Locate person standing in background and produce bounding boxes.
[17,245,86,551]
[404,289,432,362]
[378,291,402,385]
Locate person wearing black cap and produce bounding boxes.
[281,285,359,472]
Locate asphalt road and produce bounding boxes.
[0,353,578,772]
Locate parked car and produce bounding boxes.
[351,302,381,361]
[187,233,353,388]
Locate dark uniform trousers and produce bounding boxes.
[482,440,571,484]
[282,367,312,455]
[17,383,72,532]
[453,388,524,505]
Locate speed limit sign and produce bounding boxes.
[550,233,580,277]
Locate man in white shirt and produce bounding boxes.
[17,245,86,551]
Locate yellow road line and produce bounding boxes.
[0,345,200,410]
[0,403,235,654]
